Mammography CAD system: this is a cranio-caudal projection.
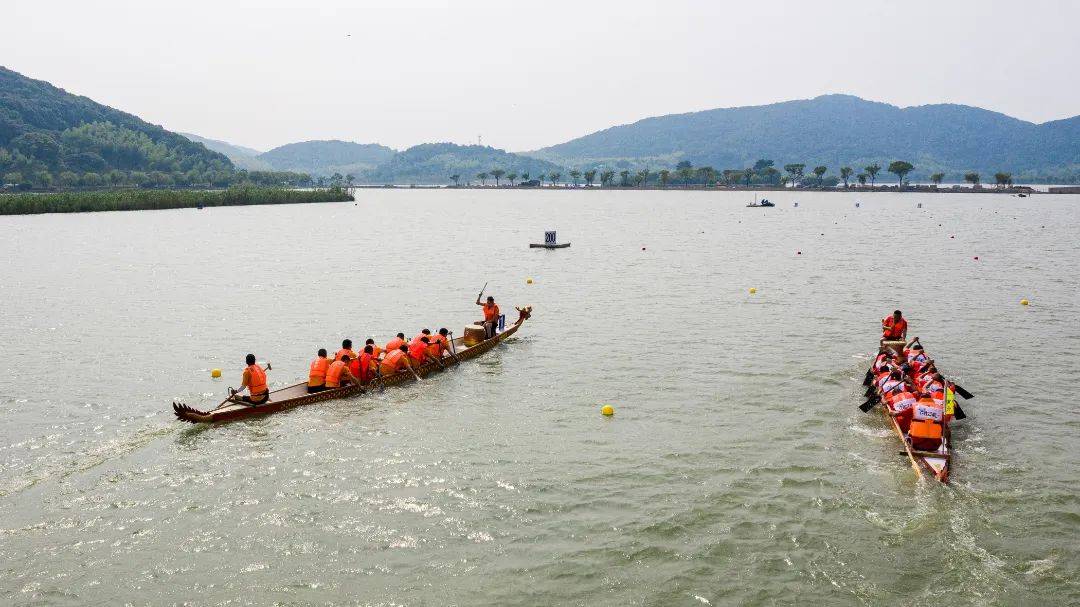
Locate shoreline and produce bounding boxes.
[0,187,353,216]
[354,184,1070,194]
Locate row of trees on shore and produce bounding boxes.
[453,160,1018,189]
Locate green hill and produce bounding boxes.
[530,94,1080,182]
[258,140,396,177]
[180,132,272,171]
[360,142,563,185]
[0,66,233,187]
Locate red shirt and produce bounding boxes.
[882,317,907,339]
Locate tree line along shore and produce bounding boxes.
[0,186,352,216]
[454,159,1025,190]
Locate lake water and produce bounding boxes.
[1,190,1077,606]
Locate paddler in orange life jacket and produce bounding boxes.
[365,338,382,360]
[335,339,357,362]
[381,344,422,380]
[385,333,406,354]
[429,328,453,359]
[881,310,908,342]
[308,348,330,393]
[477,294,500,338]
[409,336,443,368]
[325,354,359,388]
[411,329,432,347]
[358,345,378,384]
[235,353,271,404]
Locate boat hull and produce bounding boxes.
[173,311,529,424]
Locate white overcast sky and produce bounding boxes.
[4,0,1078,152]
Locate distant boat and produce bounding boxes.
[746,198,775,208]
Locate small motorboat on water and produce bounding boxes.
[746,198,775,208]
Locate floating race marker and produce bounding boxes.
[530,230,571,249]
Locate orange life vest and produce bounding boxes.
[335,348,357,362]
[882,316,907,340]
[385,337,405,352]
[409,341,428,363]
[359,352,375,382]
[348,356,361,378]
[909,419,943,451]
[247,364,267,396]
[308,357,329,386]
[428,334,447,357]
[370,345,383,359]
[326,360,347,387]
[483,302,499,321]
[380,348,407,375]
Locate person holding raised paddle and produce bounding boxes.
[476,293,500,339]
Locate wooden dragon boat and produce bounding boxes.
[862,339,971,483]
[173,306,531,424]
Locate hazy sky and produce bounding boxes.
[5,0,1078,152]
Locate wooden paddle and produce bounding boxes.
[859,395,879,412]
[952,384,974,399]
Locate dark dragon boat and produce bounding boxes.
[173,306,531,423]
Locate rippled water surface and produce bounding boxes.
[1,190,1078,606]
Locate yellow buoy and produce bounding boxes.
[527,277,533,284]
[749,287,757,294]
[1020,299,1029,306]
[211,368,222,378]
[601,405,614,416]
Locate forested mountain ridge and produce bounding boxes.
[359,142,562,185]
[258,140,397,176]
[530,94,1080,182]
[0,66,234,187]
[180,132,272,171]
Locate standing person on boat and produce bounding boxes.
[881,310,908,342]
[308,348,330,393]
[325,355,359,388]
[476,295,500,339]
[235,354,270,404]
[335,339,357,362]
